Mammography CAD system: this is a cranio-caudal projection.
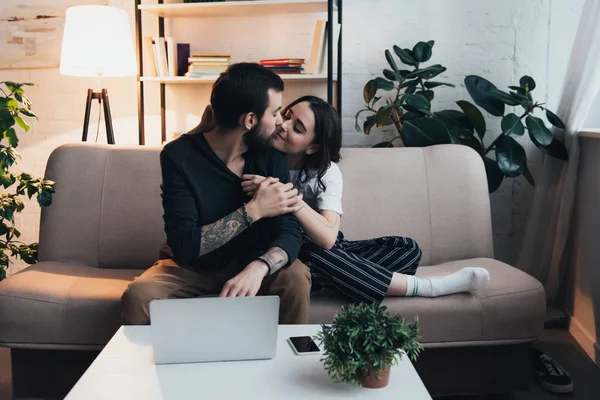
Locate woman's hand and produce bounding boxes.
[193,104,217,133]
[245,177,304,221]
[241,174,267,197]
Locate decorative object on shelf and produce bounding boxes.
[60,5,137,145]
[314,303,422,389]
[306,19,340,74]
[355,40,568,193]
[260,58,305,74]
[0,81,56,281]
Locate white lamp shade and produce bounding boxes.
[60,6,137,78]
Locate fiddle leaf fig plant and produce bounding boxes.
[356,41,568,193]
[0,81,55,281]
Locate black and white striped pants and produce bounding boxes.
[299,232,422,305]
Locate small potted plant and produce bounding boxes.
[314,302,422,389]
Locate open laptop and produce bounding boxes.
[149,295,279,365]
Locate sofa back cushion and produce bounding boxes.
[338,146,493,265]
[38,143,493,269]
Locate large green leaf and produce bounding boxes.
[363,115,376,135]
[0,172,15,188]
[546,109,566,129]
[393,45,417,66]
[424,81,455,89]
[14,116,29,132]
[376,105,394,128]
[460,135,484,155]
[363,79,377,104]
[402,118,451,147]
[0,146,18,168]
[523,166,535,186]
[406,65,446,80]
[519,75,536,91]
[496,135,527,177]
[403,94,431,115]
[383,69,399,81]
[434,110,474,139]
[537,138,568,161]
[412,41,432,63]
[415,90,434,102]
[385,49,399,72]
[375,77,395,91]
[526,115,553,146]
[501,113,525,136]
[3,127,18,147]
[456,100,486,139]
[19,109,37,119]
[483,157,505,193]
[488,89,522,106]
[354,109,370,132]
[464,75,505,116]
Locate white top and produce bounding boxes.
[65,325,432,400]
[290,162,343,215]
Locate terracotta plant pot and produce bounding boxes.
[359,365,391,389]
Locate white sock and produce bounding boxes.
[405,268,490,297]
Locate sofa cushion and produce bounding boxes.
[0,262,140,348]
[310,258,545,346]
[0,258,543,349]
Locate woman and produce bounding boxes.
[203,95,490,304]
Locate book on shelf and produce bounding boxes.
[144,36,190,78]
[306,20,341,75]
[186,53,231,76]
[260,58,305,75]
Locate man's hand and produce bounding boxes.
[245,177,304,221]
[219,260,269,297]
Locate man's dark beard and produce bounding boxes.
[243,124,273,154]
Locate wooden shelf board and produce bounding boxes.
[139,0,337,18]
[140,74,337,83]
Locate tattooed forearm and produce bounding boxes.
[260,247,289,275]
[199,207,249,256]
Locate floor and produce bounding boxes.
[0,329,599,400]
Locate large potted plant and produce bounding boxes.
[355,40,568,193]
[314,303,422,389]
[0,81,55,281]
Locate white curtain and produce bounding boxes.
[517,0,600,303]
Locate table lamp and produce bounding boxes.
[60,5,137,144]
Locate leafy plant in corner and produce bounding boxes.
[314,302,422,388]
[355,40,456,146]
[0,81,55,281]
[355,41,568,193]
[449,75,568,192]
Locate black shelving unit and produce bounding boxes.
[134,0,342,145]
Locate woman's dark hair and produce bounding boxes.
[283,95,342,192]
[210,63,284,129]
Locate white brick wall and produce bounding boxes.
[0,0,584,275]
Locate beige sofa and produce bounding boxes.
[0,143,545,397]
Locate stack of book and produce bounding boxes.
[185,53,231,78]
[259,58,305,74]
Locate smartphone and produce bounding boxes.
[288,336,321,356]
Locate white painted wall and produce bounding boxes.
[0,0,584,275]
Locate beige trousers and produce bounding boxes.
[121,258,311,325]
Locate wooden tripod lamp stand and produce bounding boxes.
[59,5,137,145]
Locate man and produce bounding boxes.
[121,63,311,325]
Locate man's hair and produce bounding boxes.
[210,63,284,130]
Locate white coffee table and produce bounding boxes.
[65,324,431,399]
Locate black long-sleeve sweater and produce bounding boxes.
[158,131,302,271]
